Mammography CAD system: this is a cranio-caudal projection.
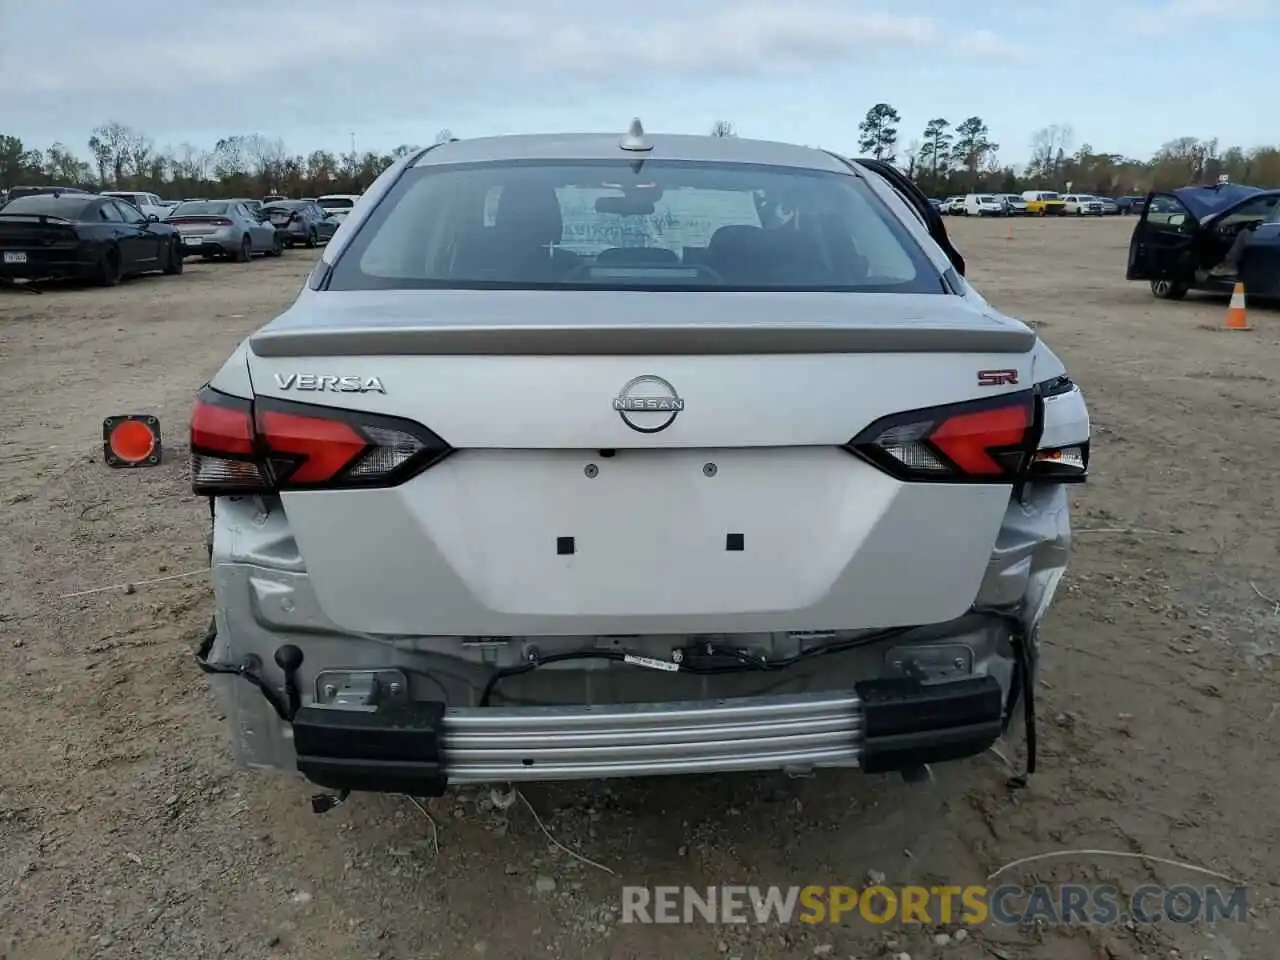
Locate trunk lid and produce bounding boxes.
[246,290,1036,637]
[0,215,80,249]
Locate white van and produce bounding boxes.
[962,194,1006,217]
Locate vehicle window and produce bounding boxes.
[98,202,124,222]
[321,197,355,210]
[0,194,95,218]
[1217,196,1280,229]
[1146,195,1193,231]
[115,200,146,223]
[331,159,942,293]
[171,201,229,216]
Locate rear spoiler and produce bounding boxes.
[0,213,73,223]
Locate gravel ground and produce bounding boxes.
[2,217,1277,960]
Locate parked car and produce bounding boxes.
[1094,196,1120,215]
[1115,195,1145,215]
[928,197,945,213]
[165,199,283,260]
[0,191,184,285]
[263,195,287,204]
[943,196,966,214]
[101,190,169,220]
[317,193,361,223]
[1126,183,1280,300]
[1062,194,1103,216]
[999,194,1028,215]
[962,194,1007,216]
[190,122,1090,803]
[1022,191,1067,216]
[261,199,340,247]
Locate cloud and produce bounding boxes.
[1118,0,1273,36]
[0,0,1028,138]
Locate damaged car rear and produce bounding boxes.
[1126,183,1280,300]
[190,122,1090,808]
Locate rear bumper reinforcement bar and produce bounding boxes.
[290,676,1005,795]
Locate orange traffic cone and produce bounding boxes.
[1224,282,1251,331]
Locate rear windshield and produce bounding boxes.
[327,160,943,293]
[266,201,305,210]
[0,194,94,218]
[320,197,355,209]
[170,201,229,216]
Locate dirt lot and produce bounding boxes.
[2,217,1278,960]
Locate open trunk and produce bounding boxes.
[240,290,1038,637]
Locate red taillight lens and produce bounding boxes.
[189,386,452,495]
[190,389,271,493]
[846,391,1040,482]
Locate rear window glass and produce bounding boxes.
[171,201,229,216]
[327,160,942,293]
[0,194,94,217]
[320,197,355,209]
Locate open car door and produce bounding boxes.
[1201,191,1280,298]
[1125,191,1198,283]
[849,157,966,277]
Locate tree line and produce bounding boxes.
[848,105,1280,195]
[2,112,1279,201]
[0,123,459,200]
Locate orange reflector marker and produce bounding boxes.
[103,415,162,468]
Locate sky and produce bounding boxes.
[0,0,1273,168]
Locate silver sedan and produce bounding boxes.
[164,200,283,261]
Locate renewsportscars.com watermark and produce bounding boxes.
[620,885,1248,926]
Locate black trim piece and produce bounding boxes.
[855,675,1004,774]
[1036,374,1075,398]
[292,702,449,797]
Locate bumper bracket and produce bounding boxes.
[854,675,1004,774]
[292,701,449,797]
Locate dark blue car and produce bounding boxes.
[1125,183,1280,300]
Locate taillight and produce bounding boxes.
[1028,442,1089,482]
[1030,375,1089,483]
[846,391,1040,483]
[213,218,233,226]
[189,386,452,495]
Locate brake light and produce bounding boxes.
[846,391,1040,483]
[189,386,453,495]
